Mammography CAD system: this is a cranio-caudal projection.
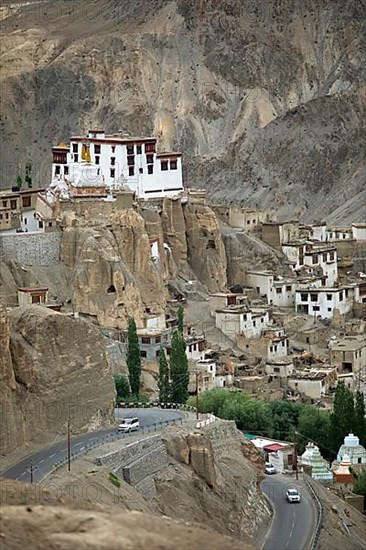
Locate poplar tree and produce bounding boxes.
[177,306,184,335]
[126,317,141,399]
[158,348,170,404]
[355,390,366,447]
[330,381,355,452]
[170,330,189,403]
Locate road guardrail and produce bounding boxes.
[304,475,323,550]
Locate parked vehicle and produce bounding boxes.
[118,417,140,433]
[286,488,301,503]
[265,462,277,475]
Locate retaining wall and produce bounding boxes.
[95,434,167,497]
[0,231,62,265]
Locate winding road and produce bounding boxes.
[1,409,318,549]
[261,473,317,550]
[0,408,183,483]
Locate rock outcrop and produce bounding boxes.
[159,420,271,542]
[0,306,115,456]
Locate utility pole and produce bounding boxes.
[293,431,298,480]
[195,371,199,420]
[27,460,38,483]
[67,419,71,472]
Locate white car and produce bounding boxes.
[286,488,301,503]
[265,463,276,475]
[118,417,140,433]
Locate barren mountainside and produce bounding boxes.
[0,0,365,222]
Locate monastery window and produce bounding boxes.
[300,293,308,302]
[74,154,78,162]
[140,350,147,358]
[136,145,142,154]
[48,222,52,227]
[155,350,160,358]
[94,144,101,154]
[330,251,335,261]
[141,337,151,344]
[0,214,2,220]
[270,346,273,352]
[111,146,116,153]
[252,219,255,224]
[139,168,143,174]
[161,161,168,171]
[339,292,343,301]
[148,165,154,174]
[2,200,7,207]
[170,160,177,170]
[64,166,69,175]
[145,143,156,153]
[95,156,100,165]
[155,336,161,344]
[198,340,205,351]
[247,220,251,225]
[286,285,292,292]
[253,320,256,327]
[38,221,43,229]
[274,346,277,351]
[129,166,134,176]
[55,165,61,175]
[313,306,320,311]
[312,254,318,264]
[5,213,9,219]
[310,294,317,302]
[23,217,27,224]
[10,200,17,210]
[127,155,134,166]
[146,154,154,164]
[22,196,31,208]
[110,168,115,178]
[345,289,348,298]
[274,367,280,373]
[323,253,327,262]
[276,287,282,294]
[72,143,78,153]
[328,307,332,312]
[282,340,285,346]
[127,145,134,155]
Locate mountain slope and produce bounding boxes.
[0,0,365,222]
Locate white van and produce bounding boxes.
[118,417,140,433]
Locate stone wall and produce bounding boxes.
[95,434,167,497]
[0,231,62,265]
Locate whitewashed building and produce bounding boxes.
[295,286,353,319]
[215,305,270,340]
[51,130,184,199]
[352,223,366,241]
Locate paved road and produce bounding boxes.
[261,474,317,550]
[0,408,183,483]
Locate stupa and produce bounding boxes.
[308,446,333,481]
[334,453,353,483]
[336,433,366,465]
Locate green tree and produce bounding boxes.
[126,317,141,399]
[330,381,355,452]
[355,390,366,447]
[170,330,189,403]
[25,161,33,188]
[16,175,22,189]
[158,347,170,404]
[266,401,302,441]
[177,306,184,335]
[352,470,366,498]
[113,374,130,401]
[297,406,332,459]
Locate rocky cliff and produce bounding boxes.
[0,306,115,456]
[158,420,271,542]
[1,0,364,222]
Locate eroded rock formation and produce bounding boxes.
[0,306,115,455]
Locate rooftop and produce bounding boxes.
[330,335,366,352]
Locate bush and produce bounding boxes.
[108,472,121,488]
[113,374,130,400]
